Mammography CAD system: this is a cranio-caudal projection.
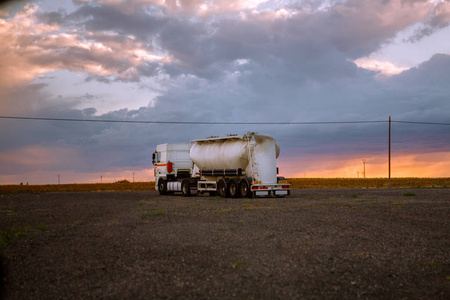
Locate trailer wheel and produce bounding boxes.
[158,179,167,195]
[181,179,191,197]
[239,178,252,198]
[228,179,240,198]
[217,179,228,198]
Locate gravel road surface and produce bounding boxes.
[1,188,449,299]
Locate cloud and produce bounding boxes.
[407,0,450,42]
[0,3,170,89]
[72,0,271,16]
[392,53,450,87]
[148,0,441,79]
[0,5,58,87]
[352,58,410,76]
[0,8,9,17]
[2,0,444,88]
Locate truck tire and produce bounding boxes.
[217,179,228,198]
[158,179,167,195]
[239,178,252,198]
[181,179,191,197]
[228,178,240,198]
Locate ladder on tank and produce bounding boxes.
[247,137,259,181]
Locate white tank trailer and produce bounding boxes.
[152,132,290,198]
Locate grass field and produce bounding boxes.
[0,181,156,194]
[0,178,448,194]
[287,177,450,189]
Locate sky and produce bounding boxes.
[0,0,449,184]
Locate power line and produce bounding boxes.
[0,115,386,125]
[392,120,450,126]
[0,115,449,125]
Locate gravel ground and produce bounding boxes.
[1,188,449,299]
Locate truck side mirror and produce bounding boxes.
[152,153,156,165]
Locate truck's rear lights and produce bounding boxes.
[282,185,289,189]
[251,186,268,190]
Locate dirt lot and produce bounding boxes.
[1,188,449,299]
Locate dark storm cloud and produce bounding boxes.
[393,53,450,88]
[18,0,440,85]
[133,51,449,155]
[67,4,167,41]
[35,9,67,25]
[407,0,450,42]
[48,1,435,84]
[8,53,448,161]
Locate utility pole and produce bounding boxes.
[57,174,61,185]
[362,160,366,178]
[389,116,391,184]
[101,175,103,183]
[132,172,135,183]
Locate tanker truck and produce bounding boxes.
[152,132,290,198]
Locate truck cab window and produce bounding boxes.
[152,152,161,165]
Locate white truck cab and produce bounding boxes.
[153,143,193,194]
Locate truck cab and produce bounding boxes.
[152,143,192,194]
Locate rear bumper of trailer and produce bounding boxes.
[251,184,290,197]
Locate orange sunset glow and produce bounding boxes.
[279,151,450,179]
[1,149,448,185]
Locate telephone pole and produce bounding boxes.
[362,160,366,178]
[389,116,391,184]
